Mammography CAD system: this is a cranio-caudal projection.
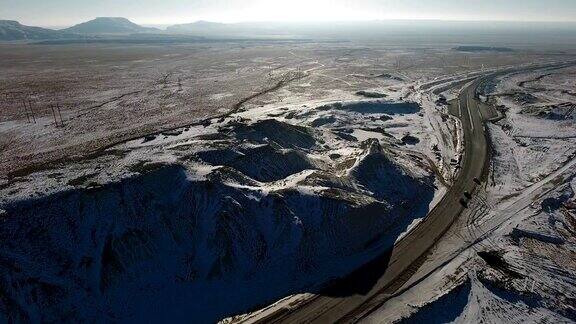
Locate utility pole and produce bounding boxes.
[24,99,36,124]
[56,103,64,127]
[23,100,31,123]
[29,99,36,124]
[51,105,58,126]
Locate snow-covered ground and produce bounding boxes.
[0,42,552,177]
[362,64,576,324]
[1,41,573,323]
[0,90,449,322]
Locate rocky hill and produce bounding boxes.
[63,17,159,34]
[0,98,436,322]
[0,20,64,41]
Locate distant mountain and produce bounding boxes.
[168,20,226,31]
[167,21,233,35]
[63,17,159,34]
[453,46,515,53]
[0,20,64,41]
[166,21,287,38]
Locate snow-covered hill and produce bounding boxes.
[0,98,437,322]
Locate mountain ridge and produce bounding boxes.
[0,20,66,41]
[62,17,160,34]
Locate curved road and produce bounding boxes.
[255,76,495,324]
[248,62,575,324]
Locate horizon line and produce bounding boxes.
[5,17,576,30]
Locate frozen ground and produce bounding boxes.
[1,41,575,323]
[488,65,576,198]
[0,42,561,178]
[0,90,446,322]
[361,64,576,324]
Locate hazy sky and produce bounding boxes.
[2,0,576,27]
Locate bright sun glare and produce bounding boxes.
[194,0,387,23]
